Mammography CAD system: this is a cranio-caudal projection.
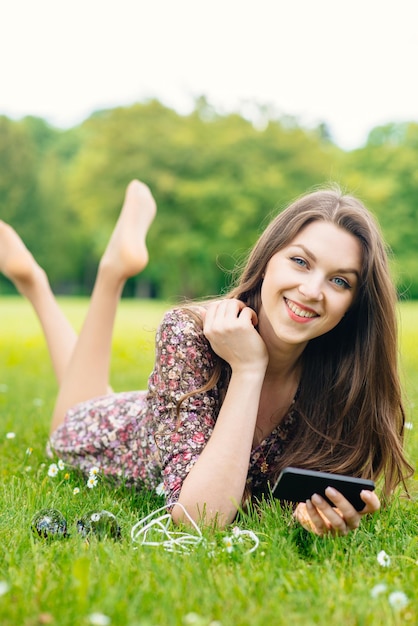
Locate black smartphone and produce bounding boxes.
[272,467,375,511]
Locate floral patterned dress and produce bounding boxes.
[49,308,298,504]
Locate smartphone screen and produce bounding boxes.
[272,467,375,511]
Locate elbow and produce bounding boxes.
[171,499,235,529]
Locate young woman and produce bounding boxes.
[0,180,412,534]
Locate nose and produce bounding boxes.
[298,275,324,301]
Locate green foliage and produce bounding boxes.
[0,116,40,246]
[0,297,417,626]
[0,102,417,298]
[341,122,418,298]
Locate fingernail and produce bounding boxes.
[311,493,323,505]
[326,487,338,497]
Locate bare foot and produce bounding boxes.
[0,221,46,295]
[99,180,157,280]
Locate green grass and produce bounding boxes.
[0,297,417,626]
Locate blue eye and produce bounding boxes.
[291,256,307,267]
[332,277,351,289]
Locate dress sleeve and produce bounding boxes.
[147,308,222,504]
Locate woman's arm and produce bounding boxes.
[173,299,268,527]
[173,367,265,526]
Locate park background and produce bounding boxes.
[1,0,418,302]
[1,98,417,300]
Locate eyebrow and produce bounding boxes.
[292,244,360,278]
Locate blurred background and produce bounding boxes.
[1,0,417,299]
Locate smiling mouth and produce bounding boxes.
[285,298,319,319]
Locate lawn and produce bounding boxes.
[0,297,417,626]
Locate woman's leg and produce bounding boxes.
[50,180,156,433]
[0,222,78,384]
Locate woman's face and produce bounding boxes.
[258,220,362,350]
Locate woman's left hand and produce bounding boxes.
[293,488,380,535]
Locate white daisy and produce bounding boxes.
[183,613,202,625]
[87,476,98,489]
[388,591,409,611]
[377,550,391,567]
[0,581,10,596]
[47,463,59,477]
[88,613,111,626]
[223,536,234,554]
[155,482,165,496]
[370,583,387,598]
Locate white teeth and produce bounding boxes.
[286,299,317,318]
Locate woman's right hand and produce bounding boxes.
[201,299,268,373]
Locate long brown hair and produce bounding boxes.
[183,186,413,496]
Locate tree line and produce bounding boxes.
[1,98,417,299]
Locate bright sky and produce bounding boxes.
[1,0,418,149]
